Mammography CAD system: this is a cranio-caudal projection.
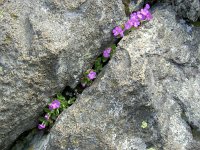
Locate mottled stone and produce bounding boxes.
[0,0,126,149]
[174,0,200,21]
[43,5,200,150]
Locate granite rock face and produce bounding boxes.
[174,0,200,21]
[0,0,126,149]
[44,5,200,150]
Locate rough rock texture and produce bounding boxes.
[173,0,200,21]
[43,5,200,150]
[0,0,126,149]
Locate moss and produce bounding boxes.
[191,21,200,27]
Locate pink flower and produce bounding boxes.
[130,15,140,27]
[87,70,96,80]
[137,11,146,20]
[103,48,112,58]
[124,20,133,30]
[113,26,124,37]
[44,114,50,120]
[38,123,45,129]
[144,4,150,10]
[139,4,152,21]
[49,100,60,110]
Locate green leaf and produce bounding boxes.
[111,44,116,50]
[57,93,65,101]
[95,65,102,73]
[83,76,90,83]
[124,29,130,36]
[39,117,46,122]
[44,108,51,113]
[61,103,67,109]
[94,58,101,68]
[110,48,116,58]
[84,69,90,75]
[68,97,76,105]
[102,57,108,63]
[56,109,59,115]
[51,114,57,120]
[44,121,49,126]
[141,121,148,129]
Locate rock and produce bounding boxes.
[173,0,200,21]
[0,0,126,149]
[43,5,200,150]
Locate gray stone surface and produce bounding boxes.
[174,0,200,21]
[44,5,200,150]
[0,0,126,149]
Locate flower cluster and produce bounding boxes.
[81,45,116,87]
[81,4,152,88]
[38,94,75,129]
[113,4,152,37]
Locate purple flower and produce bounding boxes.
[130,13,140,27]
[38,123,45,129]
[145,12,153,21]
[87,70,96,80]
[49,100,60,110]
[130,12,139,20]
[124,20,133,30]
[44,114,50,120]
[103,48,112,58]
[139,4,152,21]
[144,4,150,10]
[140,8,152,20]
[137,11,146,21]
[113,26,124,37]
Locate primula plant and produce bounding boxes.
[38,4,152,130]
[81,44,116,87]
[81,4,152,87]
[38,94,75,129]
[113,4,152,38]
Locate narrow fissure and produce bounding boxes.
[10,2,156,149]
[10,37,123,150]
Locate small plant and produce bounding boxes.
[38,94,75,129]
[81,45,116,87]
[38,4,153,130]
[113,4,152,38]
